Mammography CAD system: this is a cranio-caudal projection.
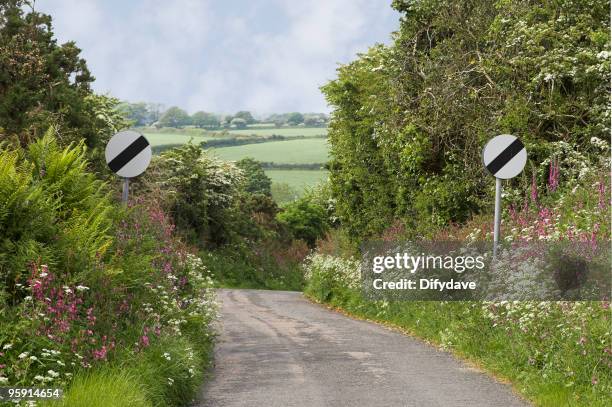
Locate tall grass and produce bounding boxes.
[40,370,149,407]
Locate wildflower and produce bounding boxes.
[0,377,8,384]
[2,344,12,350]
[76,285,89,292]
[34,376,44,381]
[163,352,172,361]
[29,355,38,361]
[47,370,60,378]
[167,377,174,385]
[548,157,559,192]
[93,346,107,360]
[18,352,29,359]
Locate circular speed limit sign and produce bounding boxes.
[482,134,527,179]
[105,130,152,178]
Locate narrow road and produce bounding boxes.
[197,289,528,407]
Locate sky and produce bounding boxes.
[36,0,400,115]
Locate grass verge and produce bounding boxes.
[40,333,214,407]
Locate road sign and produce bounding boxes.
[482,135,527,257]
[105,130,152,178]
[482,134,527,179]
[105,131,151,204]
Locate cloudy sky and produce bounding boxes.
[36,0,400,115]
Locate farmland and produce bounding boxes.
[210,138,329,164]
[265,169,328,188]
[143,131,214,152]
[225,126,327,137]
[141,127,330,197]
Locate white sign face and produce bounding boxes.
[482,134,527,179]
[105,131,152,178]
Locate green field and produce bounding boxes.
[265,169,328,189]
[142,131,214,147]
[141,128,330,200]
[226,127,327,137]
[211,138,329,164]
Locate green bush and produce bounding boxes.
[276,196,328,246]
[148,142,243,245]
[235,157,272,196]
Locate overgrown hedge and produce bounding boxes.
[322,0,610,239]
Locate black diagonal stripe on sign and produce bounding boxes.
[486,138,524,176]
[108,136,149,173]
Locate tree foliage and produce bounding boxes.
[230,117,247,129]
[277,197,328,246]
[287,112,304,125]
[117,102,162,126]
[322,0,610,239]
[234,111,256,124]
[150,143,243,245]
[0,1,129,168]
[158,106,191,128]
[191,111,220,129]
[236,158,272,196]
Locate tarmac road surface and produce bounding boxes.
[197,289,528,407]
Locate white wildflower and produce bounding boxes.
[47,370,60,378]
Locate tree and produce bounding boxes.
[234,111,256,124]
[287,112,304,125]
[222,115,233,127]
[118,102,149,126]
[192,111,220,129]
[159,106,191,128]
[230,117,247,129]
[236,158,272,196]
[0,1,96,147]
[304,115,322,126]
[322,0,611,239]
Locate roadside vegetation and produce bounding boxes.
[298,1,611,406]
[1,0,610,406]
[0,2,318,405]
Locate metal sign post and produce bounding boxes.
[105,130,152,204]
[482,134,527,258]
[493,177,502,257]
[122,178,130,205]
